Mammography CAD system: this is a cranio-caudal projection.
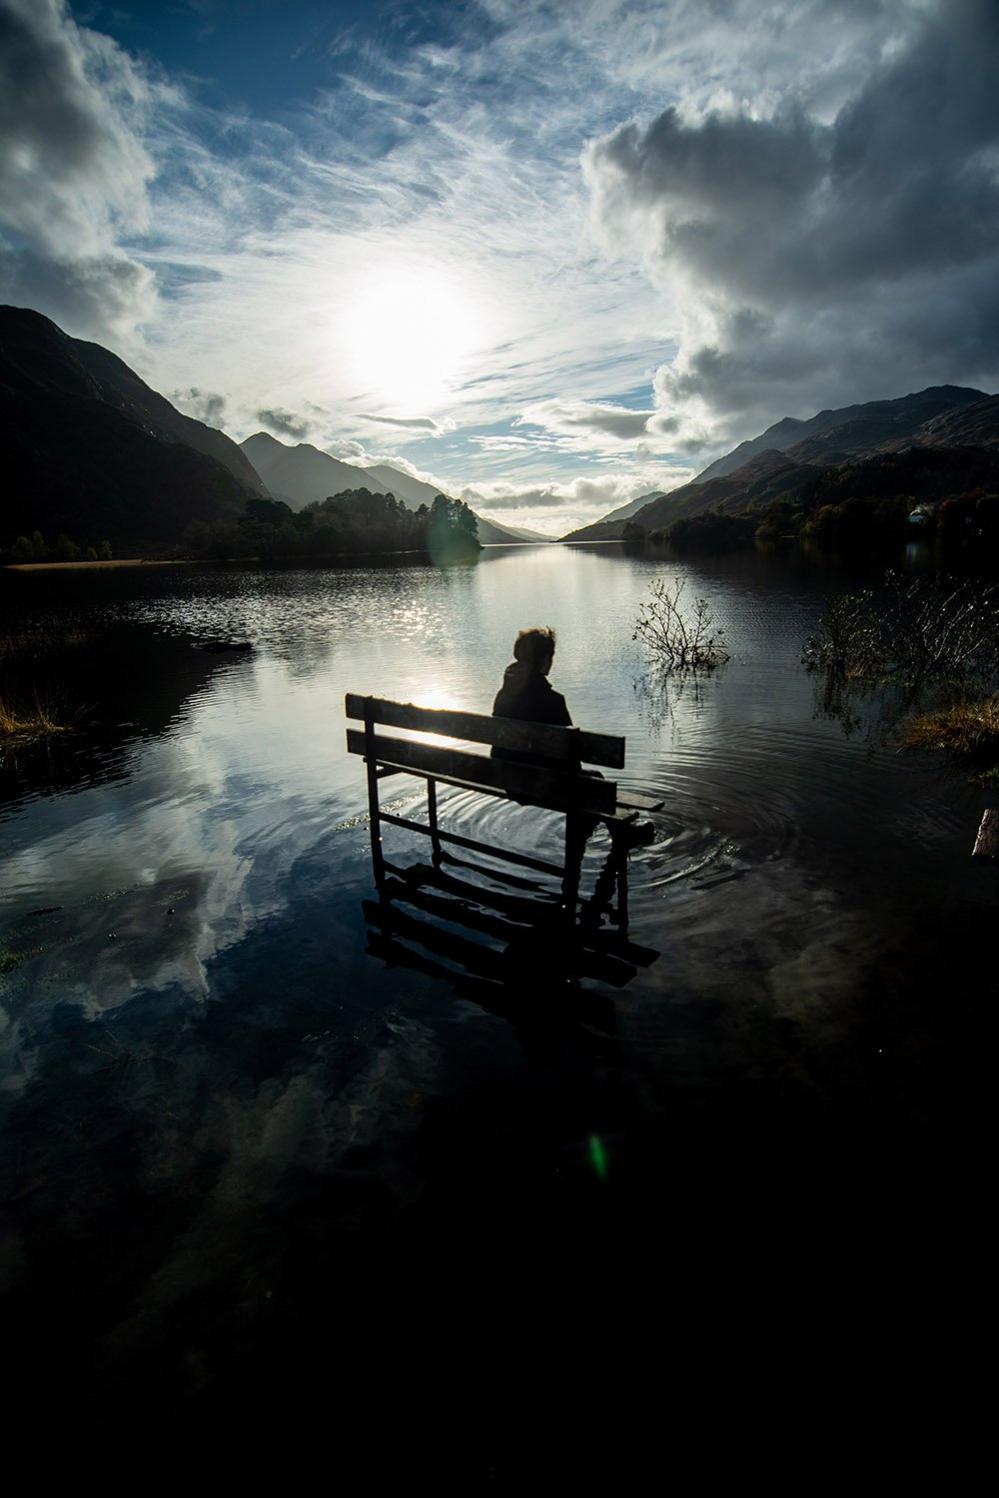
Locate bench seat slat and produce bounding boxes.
[345,728,619,816]
[345,693,624,769]
[616,789,666,812]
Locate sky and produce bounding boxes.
[2,0,999,535]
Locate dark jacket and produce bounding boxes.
[491,661,571,766]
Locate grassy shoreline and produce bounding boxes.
[902,699,999,778]
[0,628,87,744]
[4,558,201,572]
[0,691,71,743]
[4,543,490,571]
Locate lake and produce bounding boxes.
[1,542,992,1450]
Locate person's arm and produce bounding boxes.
[550,691,572,727]
[533,683,572,726]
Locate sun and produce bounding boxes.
[339,263,485,413]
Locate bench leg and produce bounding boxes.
[366,757,386,888]
[614,840,629,929]
[427,777,442,867]
[562,815,583,924]
[363,700,386,889]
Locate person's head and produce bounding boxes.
[513,625,556,676]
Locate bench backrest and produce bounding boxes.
[345,693,625,817]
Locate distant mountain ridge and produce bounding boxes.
[0,305,263,550]
[599,490,666,525]
[239,433,544,545]
[693,385,984,483]
[241,432,380,507]
[562,384,997,542]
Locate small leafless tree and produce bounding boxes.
[633,576,729,672]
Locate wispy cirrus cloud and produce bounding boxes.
[356,413,445,433]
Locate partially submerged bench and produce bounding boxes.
[345,693,663,926]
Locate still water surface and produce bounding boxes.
[0,542,992,1427]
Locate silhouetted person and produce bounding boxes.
[492,626,654,847]
[492,626,570,764]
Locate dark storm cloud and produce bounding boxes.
[171,387,227,427]
[585,0,999,425]
[0,245,153,337]
[0,0,157,336]
[256,406,312,440]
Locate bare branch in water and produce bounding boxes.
[634,576,729,673]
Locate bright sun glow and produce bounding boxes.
[339,265,485,412]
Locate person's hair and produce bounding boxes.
[513,626,556,670]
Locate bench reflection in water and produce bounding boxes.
[363,852,660,1032]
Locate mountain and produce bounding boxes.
[470,514,544,544]
[241,434,379,509]
[562,452,810,542]
[561,385,997,542]
[0,305,263,550]
[905,394,999,450]
[694,385,984,483]
[599,490,666,525]
[489,521,550,542]
[359,462,446,510]
[241,437,543,545]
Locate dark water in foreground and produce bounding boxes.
[0,544,992,1463]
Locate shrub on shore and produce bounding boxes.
[804,572,999,771]
[803,572,999,685]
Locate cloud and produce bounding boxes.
[464,466,697,536]
[356,413,443,433]
[171,386,227,427]
[256,406,313,440]
[468,435,547,454]
[584,0,999,436]
[0,0,159,338]
[10,0,995,501]
[518,399,656,442]
[81,0,671,462]
[468,486,573,512]
[324,437,374,463]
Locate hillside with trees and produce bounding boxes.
[651,447,999,554]
[184,490,482,562]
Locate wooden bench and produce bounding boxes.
[345,693,663,926]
